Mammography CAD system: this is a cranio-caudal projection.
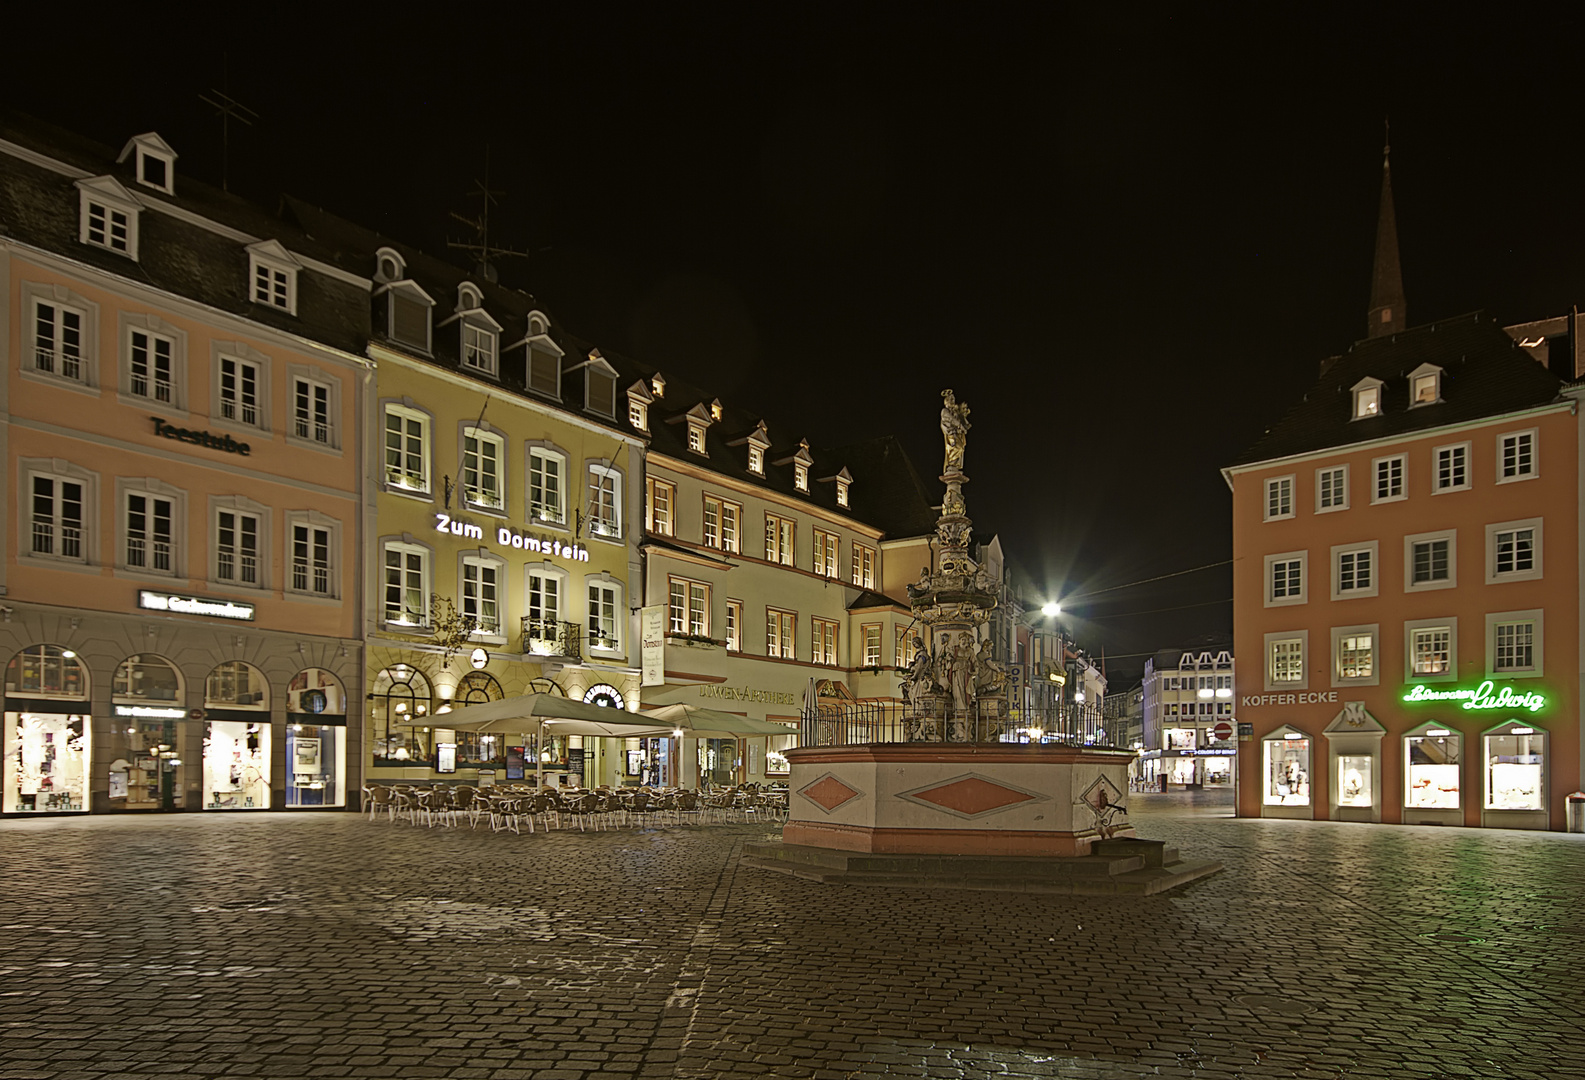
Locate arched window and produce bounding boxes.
[372,664,433,766]
[287,668,346,717]
[205,660,269,710]
[454,670,504,705]
[113,654,183,704]
[6,644,89,700]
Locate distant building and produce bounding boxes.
[1138,648,1236,787]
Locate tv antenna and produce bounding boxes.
[198,81,258,194]
[447,147,529,283]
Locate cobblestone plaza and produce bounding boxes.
[2,794,1580,1079]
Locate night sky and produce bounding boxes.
[12,6,1585,683]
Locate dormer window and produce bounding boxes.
[581,351,618,418]
[1409,363,1443,406]
[731,420,771,477]
[463,324,497,374]
[247,240,302,315]
[748,446,764,475]
[777,439,815,494]
[76,176,140,260]
[382,280,435,353]
[822,466,854,509]
[651,374,666,399]
[528,312,548,336]
[625,381,652,432]
[689,426,706,453]
[522,311,561,399]
[710,398,723,422]
[836,480,850,507]
[446,285,502,377]
[118,133,177,195]
[374,247,406,285]
[672,403,713,456]
[1351,377,1383,420]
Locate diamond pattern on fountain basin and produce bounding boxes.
[896,773,1045,819]
[798,773,865,813]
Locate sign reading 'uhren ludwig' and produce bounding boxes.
[138,590,256,621]
[435,513,590,562]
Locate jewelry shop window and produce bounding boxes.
[286,668,347,808]
[1404,724,1461,811]
[1262,730,1311,807]
[3,645,91,813]
[1485,721,1546,812]
[204,661,270,810]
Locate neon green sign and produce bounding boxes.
[1401,680,1547,713]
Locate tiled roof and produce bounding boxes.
[1228,312,1564,468]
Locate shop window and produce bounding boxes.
[205,660,269,710]
[1262,730,1311,807]
[1336,755,1372,808]
[443,669,507,769]
[1485,721,1545,812]
[6,644,89,699]
[113,653,182,704]
[204,719,270,809]
[371,665,434,766]
[3,711,88,813]
[1404,725,1461,810]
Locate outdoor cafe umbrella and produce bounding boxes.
[637,702,794,738]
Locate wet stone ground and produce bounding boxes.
[1,790,1581,1079]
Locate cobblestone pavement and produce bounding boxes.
[2,793,1582,1080]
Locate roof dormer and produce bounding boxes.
[1407,362,1444,407]
[117,133,177,195]
[709,398,723,422]
[439,283,503,376]
[668,403,714,456]
[456,282,484,312]
[728,421,772,477]
[651,373,666,399]
[75,175,141,260]
[374,247,406,284]
[1351,376,1384,420]
[819,466,854,508]
[773,439,815,493]
[519,311,563,399]
[577,350,619,418]
[378,278,436,354]
[246,239,303,315]
[625,380,653,432]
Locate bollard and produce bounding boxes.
[1567,792,1585,834]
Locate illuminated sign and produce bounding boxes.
[152,417,250,455]
[138,590,256,621]
[583,683,627,709]
[1401,680,1547,713]
[113,704,185,720]
[699,684,798,706]
[1240,691,1337,708]
[434,514,591,562]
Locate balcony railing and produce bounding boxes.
[521,617,582,661]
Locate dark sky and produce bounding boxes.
[12,5,1585,683]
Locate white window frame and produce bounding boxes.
[20,460,97,569]
[748,445,765,476]
[1486,609,1543,679]
[765,512,795,566]
[861,623,882,668]
[1485,517,1543,584]
[286,511,339,600]
[587,463,623,540]
[383,401,432,497]
[22,282,100,392]
[1330,623,1380,687]
[795,464,810,493]
[77,177,140,259]
[1403,617,1457,683]
[460,424,507,514]
[288,367,340,451]
[629,399,649,431]
[121,134,176,195]
[1408,363,1444,407]
[461,319,500,377]
[1496,428,1539,485]
[647,477,677,537]
[1314,464,1348,513]
[586,575,624,655]
[211,342,271,433]
[1404,529,1457,592]
[382,537,432,629]
[687,421,707,455]
[116,477,185,580]
[813,529,840,578]
[812,618,839,666]
[1263,630,1308,692]
[852,543,876,589]
[1263,549,1308,608]
[1371,453,1407,504]
[459,550,506,642]
[767,608,797,660]
[1351,377,1383,420]
[725,598,743,653]
[1263,475,1295,521]
[704,495,742,553]
[1331,540,1379,601]
[525,444,569,527]
[246,240,301,316]
[1432,441,1471,494]
[668,576,711,638]
[120,313,185,413]
[524,562,569,651]
[210,496,270,591]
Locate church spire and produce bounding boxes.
[1367,121,1406,338]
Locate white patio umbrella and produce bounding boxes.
[638,702,795,738]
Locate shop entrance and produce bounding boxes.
[700,738,737,787]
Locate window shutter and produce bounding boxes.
[392,295,429,347]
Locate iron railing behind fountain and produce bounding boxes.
[800,699,1116,747]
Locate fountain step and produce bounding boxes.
[741,841,1222,896]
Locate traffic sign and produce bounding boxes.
[1212,721,1234,742]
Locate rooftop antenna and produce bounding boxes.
[447,147,529,284]
[198,58,257,193]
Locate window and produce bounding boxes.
[462,427,505,511]
[1405,531,1456,591]
[1332,542,1377,600]
[1409,364,1442,406]
[646,478,676,536]
[385,281,434,352]
[218,355,262,427]
[254,263,291,309]
[1264,551,1306,606]
[1487,519,1541,583]
[725,599,743,652]
[215,508,262,587]
[836,478,851,508]
[1332,626,1378,685]
[687,423,706,454]
[292,376,332,445]
[1372,454,1406,503]
[704,496,741,552]
[1487,610,1542,677]
[384,404,430,493]
[1268,637,1304,686]
[812,618,838,666]
[584,355,618,417]
[767,609,796,659]
[528,346,561,398]
[795,464,809,493]
[33,300,86,383]
[383,542,429,627]
[1316,465,1348,512]
[629,400,648,430]
[78,180,137,257]
[748,446,764,475]
[1433,443,1470,493]
[1352,379,1382,418]
[862,624,882,668]
[1264,476,1294,521]
[527,448,566,525]
[668,577,710,637]
[462,323,497,375]
[125,490,175,575]
[813,530,839,577]
[588,465,622,538]
[765,513,794,566]
[290,520,334,597]
[461,556,502,637]
[587,580,621,652]
[128,329,174,404]
[123,134,175,194]
[1408,624,1453,678]
[1498,430,1537,483]
[852,544,876,589]
[523,564,568,655]
[31,475,86,561]
[247,241,300,315]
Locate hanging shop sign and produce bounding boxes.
[152,417,251,455]
[641,605,665,687]
[583,683,628,709]
[113,704,185,720]
[434,513,591,562]
[699,684,798,706]
[1239,691,1337,708]
[1401,680,1548,713]
[138,590,256,621]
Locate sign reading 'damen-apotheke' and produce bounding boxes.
[434,513,591,562]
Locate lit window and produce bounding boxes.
[837,479,850,507]
[1269,640,1303,683]
[725,600,742,652]
[588,581,621,651]
[852,544,876,589]
[812,618,838,666]
[766,608,796,659]
[1411,369,1441,404]
[524,566,567,655]
[813,530,839,577]
[1337,632,1374,680]
[1411,627,1451,676]
[895,627,919,668]
[1373,455,1405,503]
[646,477,676,536]
[629,400,648,430]
[862,624,882,668]
[1354,385,1381,418]
[383,542,429,626]
[588,466,622,538]
[704,496,741,552]
[748,446,764,475]
[668,577,710,637]
[384,405,430,493]
[462,428,505,510]
[688,423,706,454]
[1499,431,1536,482]
[795,464,809,492]
[765,513,795,565]
[1264,476,1294,520]
[528,449,566,525]
[462,557,501,636]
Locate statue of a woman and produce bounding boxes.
[940,390,971,474]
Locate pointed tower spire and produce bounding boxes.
[1367,120,1406,338]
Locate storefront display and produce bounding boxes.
[1336,754,1372,808]
[285,668,347,808]
[204,721,270,809]
[1405,729,1461,809]
[1486,726,1545,811]
[3,712,89,812]
[1263,734,1310,806]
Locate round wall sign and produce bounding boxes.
[1212,721,1234,741]
[583,683,627,710]
[470,647,489,670]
